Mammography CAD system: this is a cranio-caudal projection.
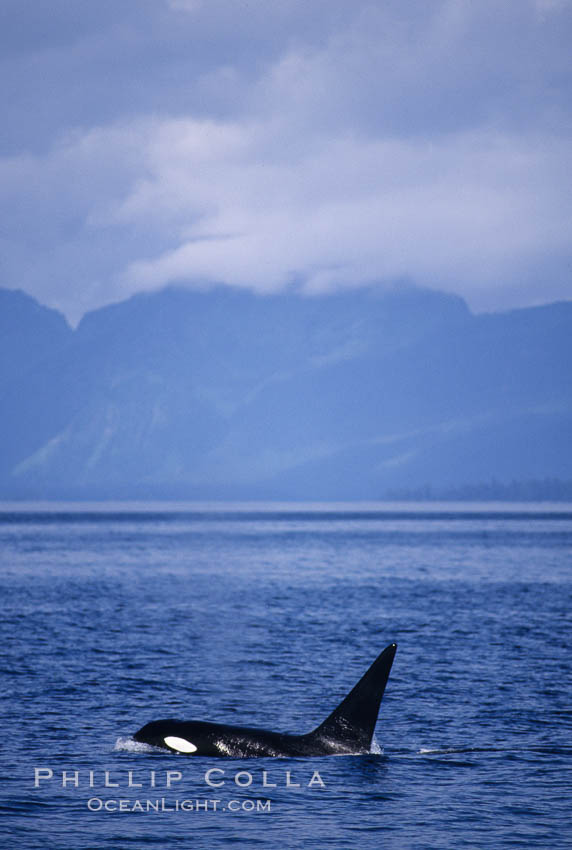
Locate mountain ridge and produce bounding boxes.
[1,284,570,499]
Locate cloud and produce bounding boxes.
[1,0,571,320]
[119,119,571,304]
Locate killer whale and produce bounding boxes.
[133,643,397,757]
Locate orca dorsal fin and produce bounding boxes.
[309,643,397,752]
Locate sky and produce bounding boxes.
[1,0,571,324]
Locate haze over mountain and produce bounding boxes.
[1,285,570,500]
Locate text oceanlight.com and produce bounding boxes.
[86,797,271,813]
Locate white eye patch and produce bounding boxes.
[163,735,198,753]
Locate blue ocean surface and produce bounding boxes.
[0,502,571,848]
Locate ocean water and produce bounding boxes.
[0,502,571,849]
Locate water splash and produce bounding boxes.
[370,736,383,755]
[114,736,156,753]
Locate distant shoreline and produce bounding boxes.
[384,478,572,502]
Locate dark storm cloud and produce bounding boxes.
[1,0,571,321]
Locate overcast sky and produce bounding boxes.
[1,0,571,323]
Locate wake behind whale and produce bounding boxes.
[133,643,397,758]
